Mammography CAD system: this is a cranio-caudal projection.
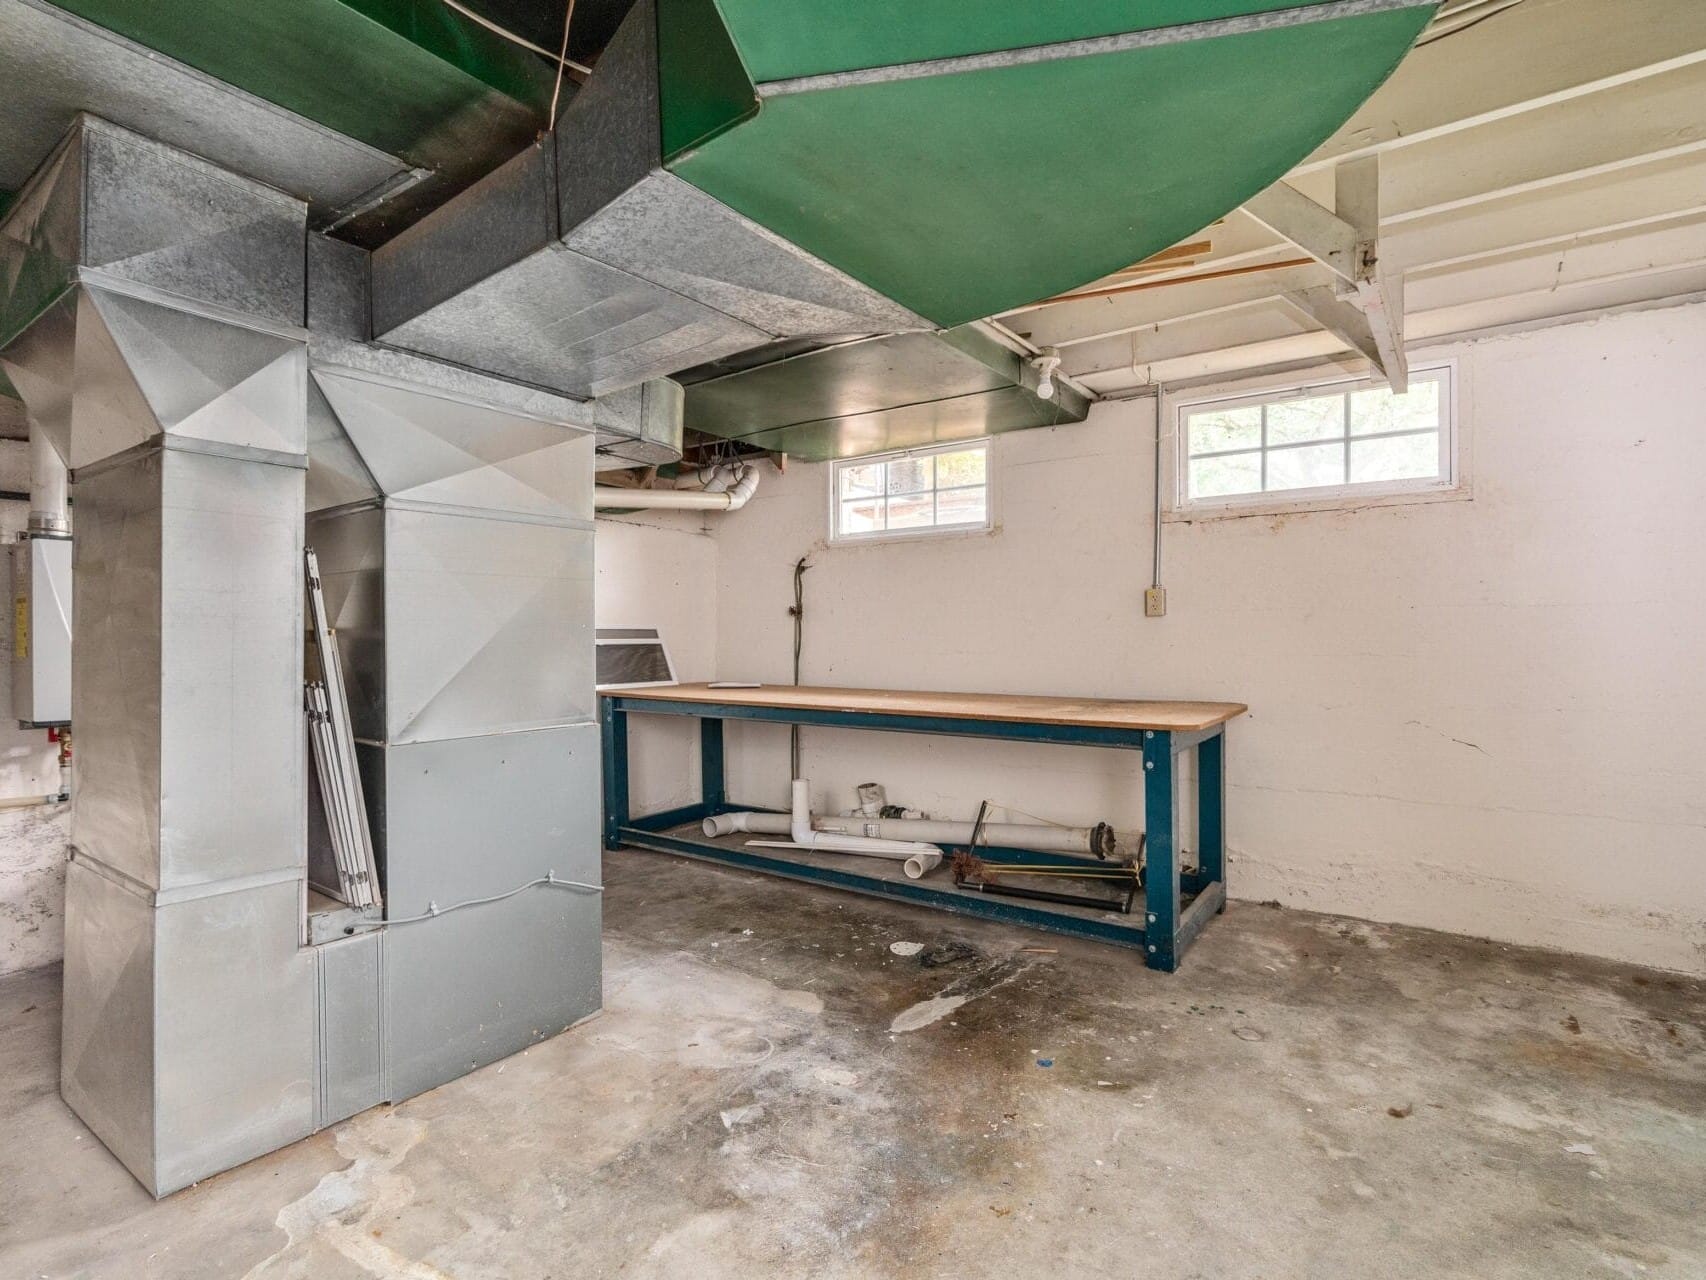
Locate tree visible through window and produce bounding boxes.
[832,441,991,541]
[1180,368,1453,509]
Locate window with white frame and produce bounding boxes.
[1176,366,1454,512]
[831,440,991,542]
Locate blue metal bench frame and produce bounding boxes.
[599,693,1228,971]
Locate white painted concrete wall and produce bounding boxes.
[4,304,1702,975]
[0,442,71,973]
[594,511,720,817]
[712,302,1706,975]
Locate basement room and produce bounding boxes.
[1,0,1703,1276]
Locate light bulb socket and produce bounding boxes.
[1031,349,1063,401]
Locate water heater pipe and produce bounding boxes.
[29,425,69,535]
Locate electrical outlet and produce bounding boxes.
[1144,587,1167,618]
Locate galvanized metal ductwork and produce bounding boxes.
[0,116,316,1197]
[305,239,604,1109]
[358,0,1438,383]
[341,0,1433,447]
[0,118,608,1197]
[368,0,928,402]
[0,0,555,243]
[678,326,1093,462]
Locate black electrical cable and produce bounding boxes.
[789,554,811,777]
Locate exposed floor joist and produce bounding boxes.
[1243,157,1408,389]
[1301,0,1706,169]
[1008,0,1706,394]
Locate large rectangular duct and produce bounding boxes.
[306,331,603,1103]
[313,228,687,470]
[0,116,316,1196]
[0,0,410,237]
[369,0,927,402]
[0,115,306,353]
[679,325,1092,462]
[1,118,608,1196]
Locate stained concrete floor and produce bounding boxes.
[4,853,1705,1280]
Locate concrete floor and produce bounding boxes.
[4,853,1704,1280]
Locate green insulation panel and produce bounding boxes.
[708,0,1337,81]
[42,0,554,165]
[656,0,758,158]
[682,327,1091,463]
[661,1,1435,327]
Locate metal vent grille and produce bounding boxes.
[596,627,675,689]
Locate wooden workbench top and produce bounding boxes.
[604,683,1247,733]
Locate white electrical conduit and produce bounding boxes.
[744,780,944,879]
[594,466,760,511]
[704,809,1107,857]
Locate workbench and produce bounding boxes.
[600,684,1246,971]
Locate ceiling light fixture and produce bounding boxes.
[1033,349,1063,400]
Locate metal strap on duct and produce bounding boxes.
[305,546,381,909]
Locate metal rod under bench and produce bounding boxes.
[599,684,1245,972]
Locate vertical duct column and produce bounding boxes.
[306,313,603,1101]
[0,117,314,1196]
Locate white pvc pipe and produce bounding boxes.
[903,850,943,879]
[788,779,936,858]
[814,815,1105,855]
[703,809,1106,856]
[703,812,795,837]
[672,463,733,492]
[29,425,69,535]
[594,466,760,511]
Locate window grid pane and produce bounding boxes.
[1183,372,1447,505]
[1259,404,1268,492]
[887,455,932,494]
[1266,393,1346,445]
[839,462,883,499]
[840,496,885,535]
[834,443,990,539]
[936,486,987,526]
